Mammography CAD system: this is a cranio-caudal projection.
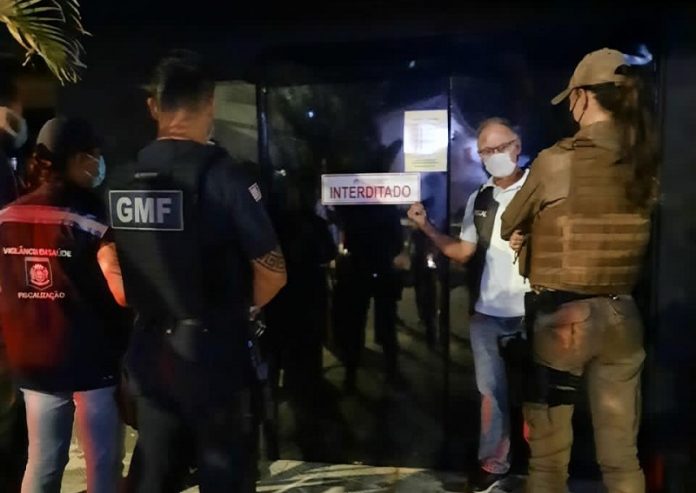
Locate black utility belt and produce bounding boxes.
[136,311,247,331]
[532,289,594,303]
[526,289,617,314]
[136,314,201,329]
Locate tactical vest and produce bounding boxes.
[467,186,498,313]
[109,145,225,320]
[528,143,651,294]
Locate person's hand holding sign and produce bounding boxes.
[407,202,428,229]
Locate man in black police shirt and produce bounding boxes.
[103,50,287,492]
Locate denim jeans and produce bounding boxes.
[21,386,120,493]
[469,312,525,474]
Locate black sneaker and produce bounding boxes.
[469,469,506,493]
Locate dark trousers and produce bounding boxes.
[411,232,437,332]
[335,267,399,379]
[131,391,256,493]
[0,393,26,493]
[266,280,328,395]
[412,257,437,343]
[0,342,26,493]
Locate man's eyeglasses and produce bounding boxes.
[478,138,519,159]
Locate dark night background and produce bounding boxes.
[3,1,696,490]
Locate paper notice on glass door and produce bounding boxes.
[403,110,448,172]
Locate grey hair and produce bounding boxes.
[476,117,521,141]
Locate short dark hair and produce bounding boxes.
[50,118,101,174]
[476,117,520,140]
[148,50,214,112]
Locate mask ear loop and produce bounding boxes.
[578,91,589,125]
[569,89,579,115]
[511,139,521,164]
[571,87,590,126]
[82,154,100,179]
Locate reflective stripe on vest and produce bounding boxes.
[0,205,108,238]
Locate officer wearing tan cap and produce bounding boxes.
[501,48,658,493]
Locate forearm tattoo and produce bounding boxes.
[254,247,286,273]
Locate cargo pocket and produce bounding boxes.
[604,297,644,359]
[534,300,593,373]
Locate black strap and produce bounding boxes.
[534,290,596,313]
[130,144,226,204]
[473,186,498,250]
[467,185,499,313]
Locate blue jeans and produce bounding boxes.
[469,312,524,474]
[21,386,120,493]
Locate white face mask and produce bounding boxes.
[483,152,517,178]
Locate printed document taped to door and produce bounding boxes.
[403,110,448,172]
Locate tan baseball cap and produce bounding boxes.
[551,48,628,105]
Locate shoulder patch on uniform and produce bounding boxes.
[248,183,262,202]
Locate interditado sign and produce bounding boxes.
[321,173,421,205]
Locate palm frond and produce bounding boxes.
[0,0,89,84]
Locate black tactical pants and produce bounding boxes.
[131,390,256,493]
[335,267,400,381]
[413,260,437,345]
[125,320,257,493]
[0,339,26,493]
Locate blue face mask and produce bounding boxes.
[86,154,106,188]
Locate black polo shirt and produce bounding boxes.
[122,140,278,399]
